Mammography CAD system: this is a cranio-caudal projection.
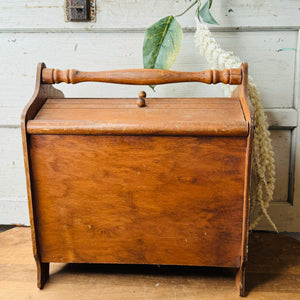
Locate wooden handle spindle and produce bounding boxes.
[42,68,242,85]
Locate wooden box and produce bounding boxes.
[22,63,253,296]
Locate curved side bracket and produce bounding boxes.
[232,63,254,297]
[21,63,64,289]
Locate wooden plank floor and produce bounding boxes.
[0,228,299,299]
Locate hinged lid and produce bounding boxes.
[27,97,248,136]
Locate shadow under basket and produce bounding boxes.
[21,63,254,297]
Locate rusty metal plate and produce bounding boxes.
[65,0,96,22]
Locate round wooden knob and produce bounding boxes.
[137,91,146,107]
[138,91,146,98]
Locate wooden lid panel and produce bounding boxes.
[27,97,248,136]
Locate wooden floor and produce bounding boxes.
[0,228,299,299]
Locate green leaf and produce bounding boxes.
[198,1,219,25]
[143,15,182,70]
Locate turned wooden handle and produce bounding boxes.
[42,68,242,85]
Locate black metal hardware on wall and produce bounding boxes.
[65,0,96,22]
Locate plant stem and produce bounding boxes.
[175,0,199,18]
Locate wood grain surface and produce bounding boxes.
[29,135,247,268]
[41,68,242,85]
[21,63,64,289]
[1,0,299,30]
[27,97,248,136]
[232,63,254,296]
[1,228,299,299]
[21,63,253,296]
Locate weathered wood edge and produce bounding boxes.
[21,62,64,288]
[232,62,254,297]
[26,121,249,137]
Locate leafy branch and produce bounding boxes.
[143,0,218,89]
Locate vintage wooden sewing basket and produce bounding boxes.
[22,63,253,296]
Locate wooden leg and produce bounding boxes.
[36,260,49,289]
[235,264,246,297]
